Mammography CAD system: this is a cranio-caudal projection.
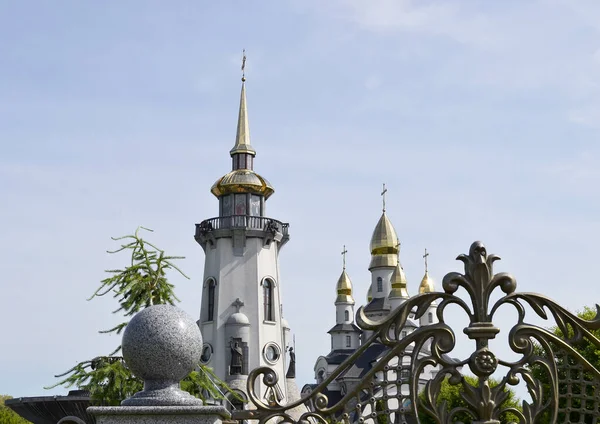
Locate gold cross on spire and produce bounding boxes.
[381,183,387,212]
[341,245,348,270]
[423,248,429,273]
[241,49,247,82]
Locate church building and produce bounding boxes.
[194,67,301,410]
[194,57,441,416]
[302,198,440,409]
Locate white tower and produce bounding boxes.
[329,246,361,351]
[195,67,291,407]
[364,184,400,320]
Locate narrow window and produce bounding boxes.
[428,312,433,324]
[345,335,351,348]
[344,310,349,321]
[263,279,274,321]
[377,277,383,292]
[207,280,216,321]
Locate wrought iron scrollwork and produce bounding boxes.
[234,241,600,424]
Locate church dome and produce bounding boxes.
[335,270,354,304]
[418,271,435,294]
[366,286,373,302]
[389,263,409,298]
[369,213,399,269]
[226,312,250,326]
[211,169,274,199]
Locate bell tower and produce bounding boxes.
[195,56,291,406]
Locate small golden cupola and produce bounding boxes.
[211,54,274,200]
[369,184,399,270]
[336,245,355,304]
[389,262,409,298]
[419,248,435,294]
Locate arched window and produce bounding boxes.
[263,279,274,321]
[377,277,383,292]
[207,279,216,321]
[428,312,433,324]
[344,310,350,321]
[345,335,351,348]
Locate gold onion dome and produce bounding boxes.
[211,170,274,198]
[335,270,355,304]
[419,271,435,294]
[389,263,409,298]
[369,213,399,269]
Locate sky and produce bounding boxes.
[1,0,599,405]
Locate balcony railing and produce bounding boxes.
[195,216,289,238]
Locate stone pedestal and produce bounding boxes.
[88,405,230,424]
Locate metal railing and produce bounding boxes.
[196,216,289,238]
[233,241,600,424]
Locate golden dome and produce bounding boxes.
[389,263,409,298]
[335,270,354,304]
[369,212,399,270]
[210,169,274,199]
[419,271,435,294]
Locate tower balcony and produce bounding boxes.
[195,215,290,251]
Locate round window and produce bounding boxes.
[200,343,213,364]
[263,343,281,364]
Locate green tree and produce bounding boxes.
[530,306,600,423]
[46,227,232,405]
[0,395,32,424]
[418,376,521,423]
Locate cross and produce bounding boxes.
[381,183,388,212]
[423,248,429,273]
[241,49,247,81]
[341,245,348,270]
[233,298,244,313]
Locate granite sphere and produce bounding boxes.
[122,304,203,383]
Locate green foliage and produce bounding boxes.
[375,399,389,424]
[418,376,521,423]
[529,306,600,424]
[0,396,32,424]
[46,227,232,405]
[91,226,186,348]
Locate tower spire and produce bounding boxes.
[230,50,256,157]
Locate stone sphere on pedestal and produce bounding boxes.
[121,304,204,406]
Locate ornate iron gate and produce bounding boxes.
[233,241,600,424]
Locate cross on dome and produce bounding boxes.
[233,298,245,313]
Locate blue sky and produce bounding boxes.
[1,0,599,403]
